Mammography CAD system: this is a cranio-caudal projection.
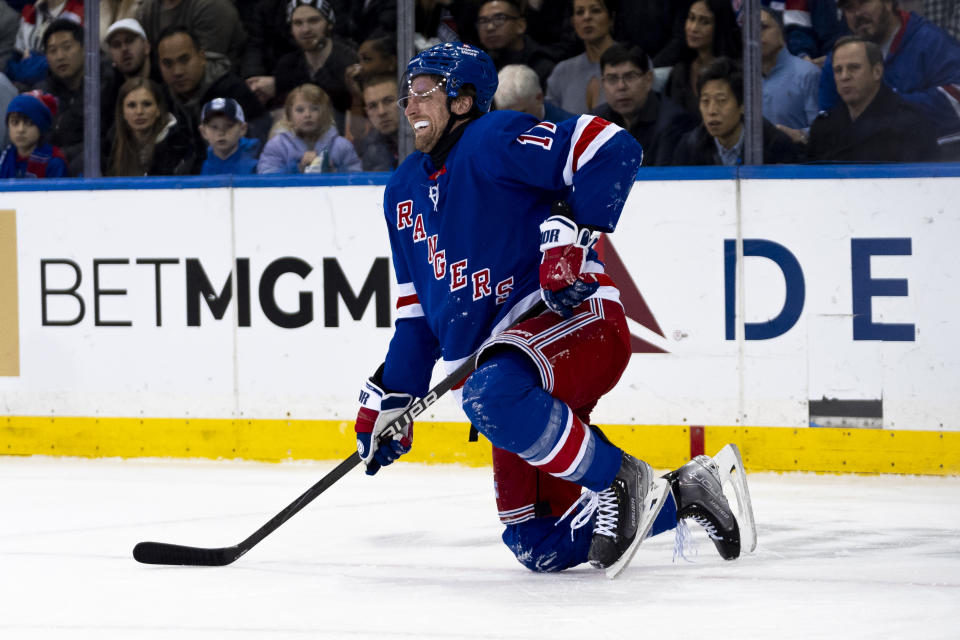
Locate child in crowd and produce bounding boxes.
[199,98,261,175]
[0,90,67,179]
[256,83,361,174]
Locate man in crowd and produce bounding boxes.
[674,57,801,165]
[157,26,269,144]
[594,44,697,166]
[475,0,554,88]
[808,36,938,161]
[273,0,357,127]
[493,63,573,122]
[37,17,82,175]
[819,0,960,137]
[354,72,398,171]
[102,19,163,131]
[137,0,247,74]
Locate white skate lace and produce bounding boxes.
[673,514,722,562]
[673,519,697,562]
[556,488,618,541]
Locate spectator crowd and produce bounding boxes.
[0,0,958,179]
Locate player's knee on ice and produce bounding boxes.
[502,517,593,573]
[461,349,550,450]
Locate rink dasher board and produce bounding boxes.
[0,167,958,474]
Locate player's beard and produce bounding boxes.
[411,114,447,153]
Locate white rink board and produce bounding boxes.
[0,177,957,429]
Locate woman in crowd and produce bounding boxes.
[544,0,616,115]
[106,77,199,176]
[664,0,741,118]
[256,83,361,174]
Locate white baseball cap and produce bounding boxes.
[105,18,148,43]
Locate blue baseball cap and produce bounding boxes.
[200,97,245,124]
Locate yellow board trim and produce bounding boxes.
[2,416,959,476]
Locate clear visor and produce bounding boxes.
[397,74,447,109]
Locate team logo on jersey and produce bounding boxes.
[429,184,439,211]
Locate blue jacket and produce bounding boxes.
[0,143,67,178]
[783,0,849,60]
[819,11,960,136]
[201,137,261,175]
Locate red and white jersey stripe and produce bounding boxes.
[562,116,624,186]
[395,282,424,320]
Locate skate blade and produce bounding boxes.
[712,443,757,553]
[605,476,671,579]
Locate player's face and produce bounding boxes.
[45,31,84,83]
[157,33,206,97]
[476,1,525,52]
[841,0,896,43]
[364,81,399,136]
[108,31,149,76]
[7,112,40,154]
[404,75,450,153]
[291,5,330,52]
[122,87,161,137]
[685,1,715,53]
[572,0,612,45]
[832,42,882,109]
[699,79,743,142]
[601,62,653,118]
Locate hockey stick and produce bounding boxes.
[133,303,545,567]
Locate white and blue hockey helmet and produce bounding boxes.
[402,42,498,113]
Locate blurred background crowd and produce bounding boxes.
[0,0,957,178]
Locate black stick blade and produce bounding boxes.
[133,541,243,566]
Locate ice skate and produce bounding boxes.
[586,453,671,578]
[667,443,757,560]
[667,454,740,559]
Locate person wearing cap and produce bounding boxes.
[99,0,142,52]
[273,0,357,130]
[199,97,261,175]
[0,90,67,178]
[102,18,164,136]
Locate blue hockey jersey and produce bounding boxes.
[379,110,643,397]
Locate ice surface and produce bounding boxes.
[1,456,958,639]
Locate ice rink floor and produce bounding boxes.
[2,455,959,639]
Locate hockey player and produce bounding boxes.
[354,42,745,575]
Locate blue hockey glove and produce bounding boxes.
[354,376,415,476]
[539,214,600,318]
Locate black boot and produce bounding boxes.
[666,455,741,560]
[587,453,656,569]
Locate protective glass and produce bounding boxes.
[397,74,447,109]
